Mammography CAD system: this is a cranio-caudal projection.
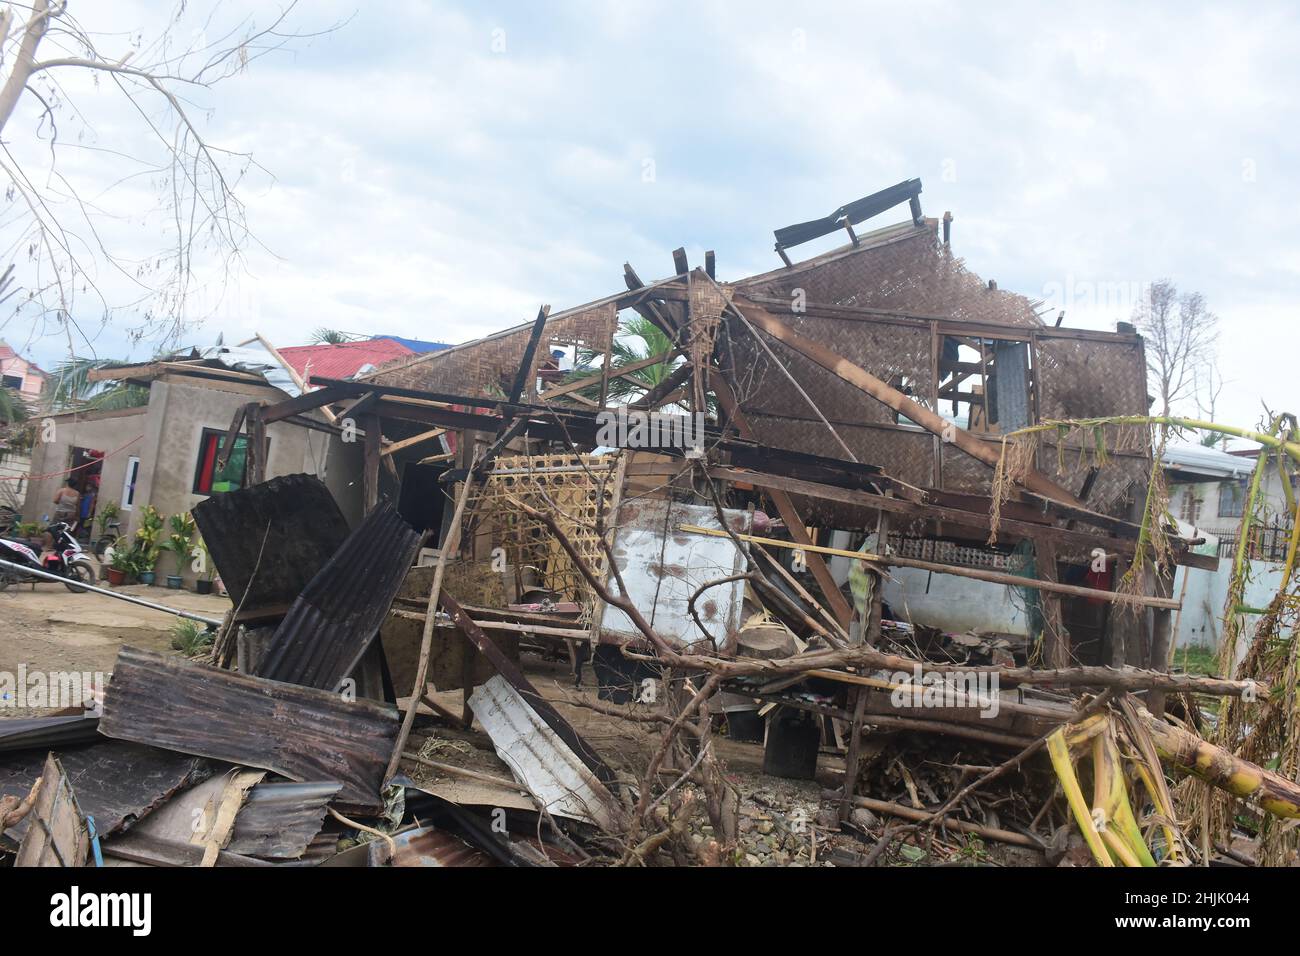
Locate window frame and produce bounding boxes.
[121,455,140,510]
[192,428,259,495]
[1218,479,1247,519]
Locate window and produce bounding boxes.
[193,429,255,494]
[121,456,140,510]
[1219,479,1247,519]
[2,374,22,390]
[938,335,1033,435]
[1179,488,1202,524]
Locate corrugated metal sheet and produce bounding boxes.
[0,740,210,848]
[0,713,100,753]
[256,501,424,691]
[469,675,625,833]
[279,338,415,382]
[597,499,751,649]
[388,825,496,867]
[228,780,341,859]
[99,647,398,813]
[192,474,351,615]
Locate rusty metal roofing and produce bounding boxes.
[99,646,398,813]
[0,739,211,848]
[0,713,100,753]
[192,473,352,616]
[228,780,341,859]
[388,825,496,867]
[255,501,424,691]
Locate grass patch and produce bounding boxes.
[170,619,214,656]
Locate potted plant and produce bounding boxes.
[133,506,163,585]
[15,520,42,550]
[106,547,132,586]
[162,512,196,590]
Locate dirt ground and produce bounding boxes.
[0,579,231,717]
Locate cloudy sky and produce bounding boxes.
[3,0,1297,431]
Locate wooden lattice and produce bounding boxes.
[468,453,622,621]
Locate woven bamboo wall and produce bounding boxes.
[729,315,934,428]
[466,453,620,621]
[368,304,617,398]
[736,225,1042,328]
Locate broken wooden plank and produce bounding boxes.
[99,647,399,812]
[15,753,91,867]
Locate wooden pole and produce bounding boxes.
[383,460,477,783]
[361,412,381,514]
[680,525,1183,611]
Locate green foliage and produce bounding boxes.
[47,357,150,412]
[169,619,213,656]
[310,328,354,345]
[163,512,197,575]
[14,521,41,539]
[95,500,120,536]
[0,386,29,424]
[132,505,164,568]
[569,315,683,405]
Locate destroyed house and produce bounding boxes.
[234,179,1209,680]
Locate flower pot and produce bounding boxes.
[166,575,183,590]
[106,567,126,586]
[195,579,213,595]
[139,571,156,586]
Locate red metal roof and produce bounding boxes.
[278,338,415,384]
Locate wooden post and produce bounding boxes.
[1147,563,1176,716]
[361,413,381,514]
[710,369,854,628]
[383,460,476,783]
[838,684,869,823]
[1035,536,1070,669]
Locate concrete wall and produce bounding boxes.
[22,374,363,586]
[1170,474,1293,541]
[1171,558,1285,662]
[22,406,149,528]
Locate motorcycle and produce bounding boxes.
[0,521,96,593]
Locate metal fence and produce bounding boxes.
[1216,520,1294,563]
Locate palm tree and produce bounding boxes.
[0,386,33,462]
[310,328,355,345]
[0,385,28,424]
[568,315,682,405]
[47,357,150,412]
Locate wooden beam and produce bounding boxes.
[259,384,351,425]
[711,370,853,628]
[536,350,678,402]
[380,427,446,458]
[731,295,1084,508]
[361,412,381,513]
[679,525,1183,611]
[384,466,475,783]
[508,305,551,403]
[672,247,689,275]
